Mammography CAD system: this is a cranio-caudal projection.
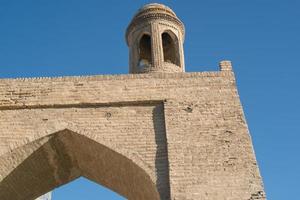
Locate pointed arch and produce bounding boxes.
[138,34,152,69]
[0,129,160,200]
[162,31,180,66]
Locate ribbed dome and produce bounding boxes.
[126,3,185,45]
[134,3,177,18]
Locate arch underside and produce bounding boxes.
[0,130,161,200]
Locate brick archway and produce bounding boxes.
[0,129,160,200]
[0,71,266,199]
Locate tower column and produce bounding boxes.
[178,33,185,72]
[151,23,163,70]
[126,3,185,74]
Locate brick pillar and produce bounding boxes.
[151,23,163,70]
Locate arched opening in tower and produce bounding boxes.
[162,32,180,66]
[138,34,152,68]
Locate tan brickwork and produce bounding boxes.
[0,3,265,200]
[0,71,265,199]
[126,3,185,73]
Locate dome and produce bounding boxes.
[135,3,177,18]
[126,3,185,45]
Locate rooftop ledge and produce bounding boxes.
[0,61,234,82]
[0,71,234,82]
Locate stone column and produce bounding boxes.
[151,23,163,70]
[178,33,185,72]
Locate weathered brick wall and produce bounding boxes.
[0,71,265,200]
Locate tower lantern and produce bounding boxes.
[126,3,185,73]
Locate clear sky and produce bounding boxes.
[0,0,299,199]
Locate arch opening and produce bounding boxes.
[162,32,180,66]
[138,34,152,69]
[40,177,125,199]
[0,130,160,200]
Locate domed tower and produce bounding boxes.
[126,3,185,73]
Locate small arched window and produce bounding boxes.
[162,32,180,66]
[138,34,152,68]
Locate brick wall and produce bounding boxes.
[0,71,265,200]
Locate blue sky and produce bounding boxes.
[0,0,299,199]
